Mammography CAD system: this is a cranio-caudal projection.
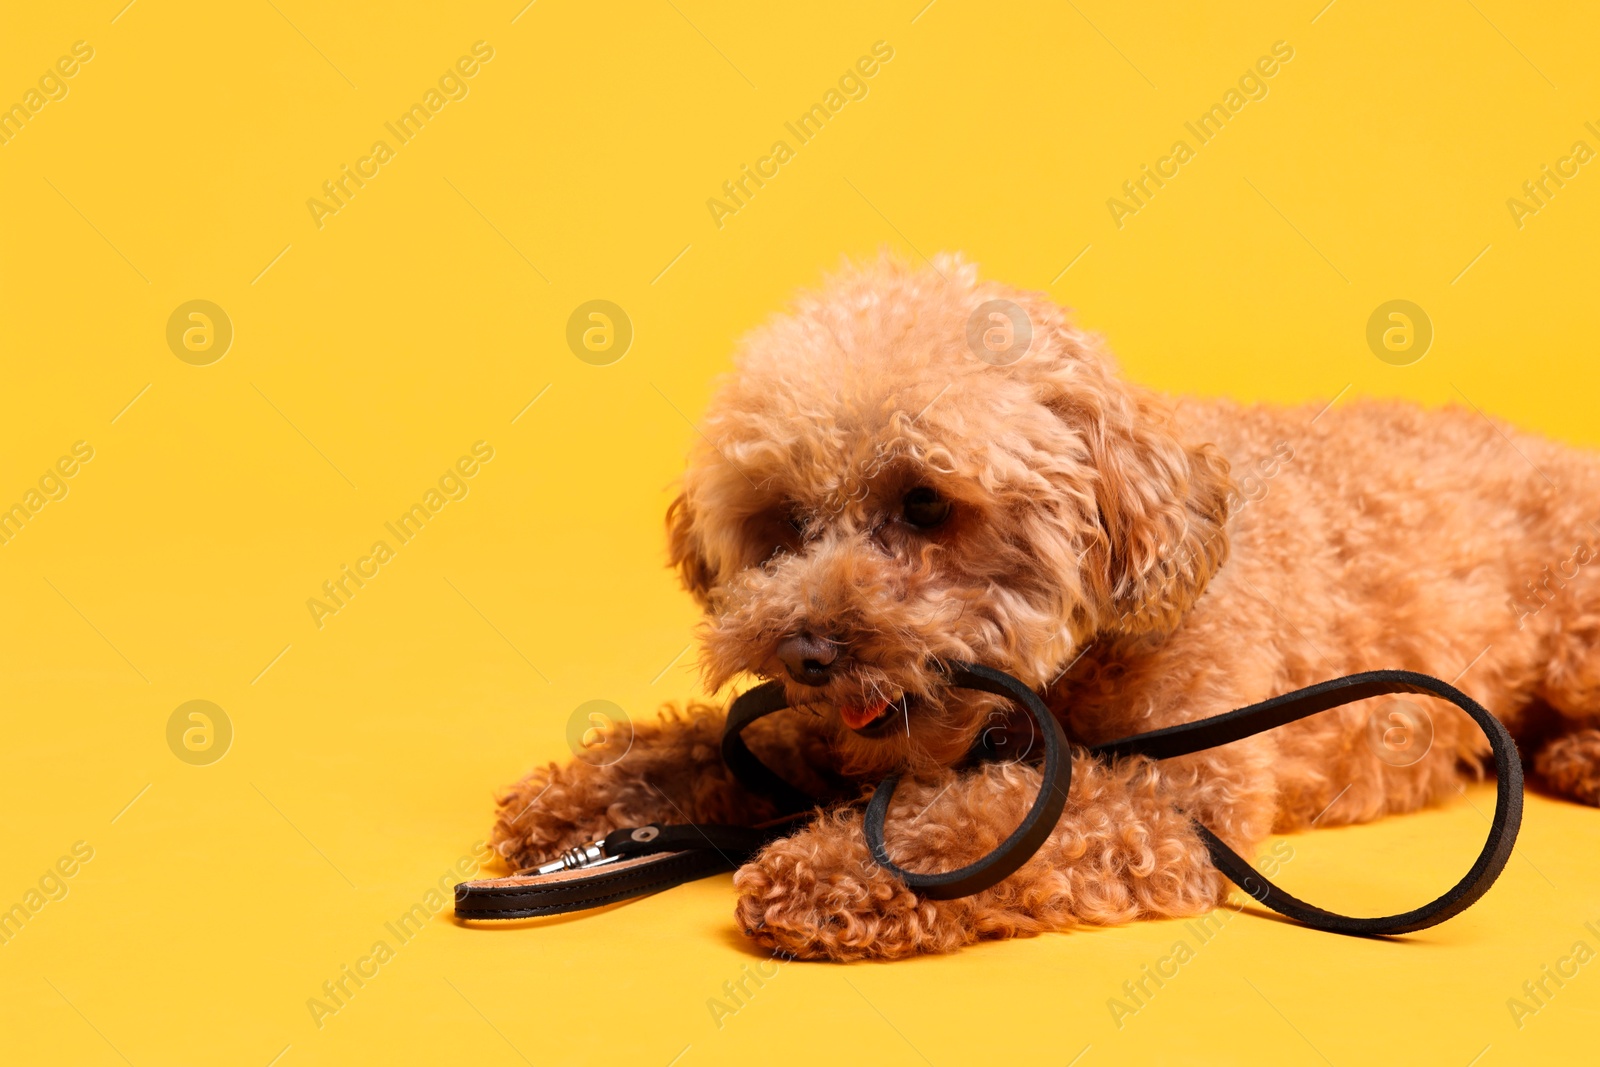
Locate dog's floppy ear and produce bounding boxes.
[1073,382,1234,634]
[665,491,716,608]
[1025,324,1234,635]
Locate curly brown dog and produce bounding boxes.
[492,254,1600,960]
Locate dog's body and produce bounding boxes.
[493,257,1600,959]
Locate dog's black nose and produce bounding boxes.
[776,632,839,686]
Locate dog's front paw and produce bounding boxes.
[490,764,624,870]
[733,809,961,961]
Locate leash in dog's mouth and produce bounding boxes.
[455,663,1524,938]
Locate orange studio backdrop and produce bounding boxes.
[2,1,1597,1064]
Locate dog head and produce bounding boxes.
[668,254,1233,775]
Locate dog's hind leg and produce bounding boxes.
[1534,729,1600,804]
[1526,544,1600,805]
[490,702,839,870]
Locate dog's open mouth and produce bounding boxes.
[838,695,911,736]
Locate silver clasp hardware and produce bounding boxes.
[531,840,620,876]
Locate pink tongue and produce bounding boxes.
[840,698,891,730]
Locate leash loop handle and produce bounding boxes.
[1090,669,1524,936]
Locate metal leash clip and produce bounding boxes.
[525,840,621,876]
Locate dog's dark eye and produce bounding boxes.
[901,487,950,529]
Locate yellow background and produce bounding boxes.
[3,1,1598,1063]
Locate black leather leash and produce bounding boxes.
[456,665,1522,936]
[1091,669,1523,935]
[862,664,1070,899]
